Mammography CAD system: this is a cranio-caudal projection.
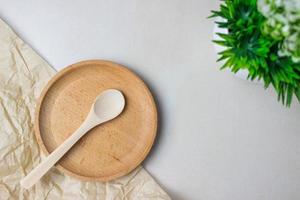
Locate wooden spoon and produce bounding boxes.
[20,89,125,189]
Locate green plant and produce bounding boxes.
[210,0,300,106]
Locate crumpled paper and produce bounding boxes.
[0,18,170,200]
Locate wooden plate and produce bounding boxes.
[35,60,157,181]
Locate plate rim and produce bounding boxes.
[34,59,158,181]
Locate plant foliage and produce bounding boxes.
[210,0,300,106]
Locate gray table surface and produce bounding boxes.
[1,1,300,199]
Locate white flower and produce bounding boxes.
[258,0,300,62]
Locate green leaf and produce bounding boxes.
[295,87,300,102]
[212,40,228,47]
[286,85,293,106]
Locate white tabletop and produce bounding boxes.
[1,1,300,199]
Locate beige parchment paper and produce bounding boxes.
[0,18,170,200]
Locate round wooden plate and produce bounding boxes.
[35,60,157,181]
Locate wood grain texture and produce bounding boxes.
[35,60,157,181]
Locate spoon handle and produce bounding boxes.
[20,120,95,189]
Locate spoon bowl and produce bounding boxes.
[93,89,125,122]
